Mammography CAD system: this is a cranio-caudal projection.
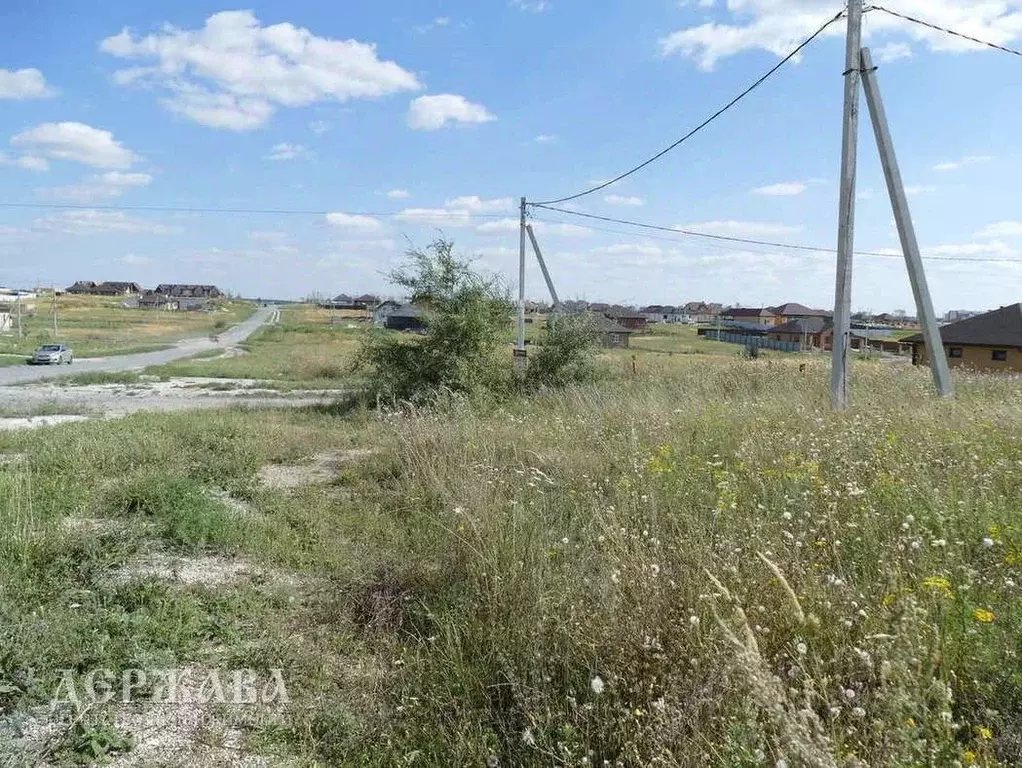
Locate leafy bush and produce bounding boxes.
[354,239,596,407]
[523,313,600,391]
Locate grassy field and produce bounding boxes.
[0,293,255,364]
[1,352,1020,765]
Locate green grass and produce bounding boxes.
[1,359,1021,765]
[0,292,255,359]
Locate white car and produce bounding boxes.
[29,344,74,365]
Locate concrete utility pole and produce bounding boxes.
[16,295,23,339]
[525,224,560,311]
[860,47,953,397]
[830,0,864,410]
[516,197,527,369]
[51,286,58,337]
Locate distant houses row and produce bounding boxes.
[65,281,226,311]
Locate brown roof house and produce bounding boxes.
[904,304,1022,372]
[722,307,777,325]
[605,309,648,331]
[155,284,224,299]
[767,303,832,324]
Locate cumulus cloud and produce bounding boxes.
[387,189,411,199]
[407,94,495,130]
[534,134,558,144]
[659,2,1022,70]
[32,210,174,235]
[100,10,421,130]
[0,68,56,99]
[476,218,590,237]
[752,181,807,196]
[933,155,992,172]
[0,152,49,172]
[678,220,801,237]
[876,42,913,63]
[975,221,1022,238]
[44,171,153,203]
[266,142,308,161]
[510,0,551,11]
[11,122,139,169]
[325,212,384,232]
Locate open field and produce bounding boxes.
[0,293,255,364]
[2,355,1021,765]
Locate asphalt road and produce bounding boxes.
[0,306,278,386]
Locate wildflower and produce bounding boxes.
[796,642,808,656]
[922,576,954,598]
[851,707,866,718]
[561,537,569,545]
[931,539,947,548]
[977,726,993,740]
[650,564,661,578]
[982,537,995,548]
[590,676,605,695]
[689,615,700,628]
[963,750,977,766]
[522,728,536,746]
[782,512,793,521]
[973,608,996,623]
[843,688,856,701]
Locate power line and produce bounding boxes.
[531,7,846,206]
[530,205,1022,264]
[0,201,510,219]
[871,6,1022,58]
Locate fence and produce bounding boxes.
[707,331,801,353]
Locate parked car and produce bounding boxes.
[29,343,73,365]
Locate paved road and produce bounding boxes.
[0,306,279,386]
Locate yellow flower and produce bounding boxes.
[921,576,954,598]
[973,608,995,623]
[977,725,993,740]
[989,524,1001,537]
[963,749,977,765]
[882,593,897,607]
[905,717,916,728]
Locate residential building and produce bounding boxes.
[640,305,684,324]
[904,303,1022,372]
[138,291,179,310]
[680,301,722,324]
[605,309,648,331]
[383,304,428,332]
[65,280,142,295]
[722,307,777,325]
[767,317,831,349]
[767,302,832,324]
[372,300,401,326]
[155,284,224,299]
[589,314,635,348]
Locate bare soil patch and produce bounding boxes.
[257,449,374,490]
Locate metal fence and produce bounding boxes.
[707,331,801,353]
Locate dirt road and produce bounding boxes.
[0,306,279,386]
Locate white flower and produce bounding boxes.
[689,615,700,628]
[782,512,793,521]
[931,539,947,548]
[796,642,808,656]
[590,675,605,695]
[843,688,856,700]
[561,537,569,545]
[982,537,995,548]
[522,728,536,746]
[851,706,866,718]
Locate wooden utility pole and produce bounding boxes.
[859,47,953,397]
[830,0,864,410]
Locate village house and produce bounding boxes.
[767,317,830,350]
[383,304,428,333]
[589,314,635,348]
[371,300,401,326]
[138,291,179,310]
[722,307,777,325]
[155,284,224,299]
[640,305,684,324]
[680,301,722,324]
[605,309,648,331]
[904,303,1022,372]
[767,302,832,325]
[66,281,142,296]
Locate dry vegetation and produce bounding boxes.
[2,351,1021,765]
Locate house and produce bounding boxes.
[383,304,428,332]
[372,300,401,327]
[605,309,648,331]
[93,281,142,296]
[767,317,831,349]
[680,301,722,324]
[640,305,685,324]
[138,291,179,310]
[66,280,99,294]
[767,303,832,324]
[872,312,917,329]
[722,307,777,325]
[354,294,381,309]
[589,315,635,348]
[155,284,224,299]
[179,297,214,311]
[904,303,1022,372]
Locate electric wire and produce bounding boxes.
[871,5,1022,58]
[530,207,1022,264]
[0,201,510,219]
[531,7,847,206]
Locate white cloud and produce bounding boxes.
[976,221,1022,238]
[309,120,330,135]
[387,189,411,199]
[120,253,153,265]
[100,10,421,130]
[415,16,451,33]
[678,220,801,237]
[905,185,937,196]
[325,212,384,232]
[534,134,557,144]
[0,152,49,172]
[44,171,153,202]
[592,243,664,257]
[266,142,308,161]
[933,155,993,172]
[476,218,591,238]
[445,195,513,213]
[11,122,139,169]
[0,68,56,99]
[659,2,1022,70]
[407,94,495,130]
[397,207,475,227]
[32,210,174,235]
[752,181,807,196]
[604,194,645,206]
[510,0,551,11]
[924,241,1016,257]
[876,42,913,63]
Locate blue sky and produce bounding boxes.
[1,0,1021,313]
